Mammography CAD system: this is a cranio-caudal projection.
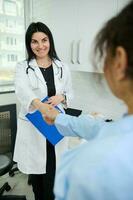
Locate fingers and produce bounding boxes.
[47,95,64,106]
[42,107,60,124]
[89,112,105,119]
[39,103,53,116]
[42,113,54,125]
[42,115,54,125]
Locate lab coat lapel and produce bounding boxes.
[52,60,63,90]
[29,59,46,86]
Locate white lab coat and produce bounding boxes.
[13,58,73,174]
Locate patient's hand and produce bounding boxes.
[39,103,53,114]
[42,106,60,125]
[32,99,60,124]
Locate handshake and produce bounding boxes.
[32,95,66,124]
[31,95,64,124]
[38,102,60,124]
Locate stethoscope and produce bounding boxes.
[26,60,63,89]
[26,65,35,74]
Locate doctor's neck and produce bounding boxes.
[36,56,52,68]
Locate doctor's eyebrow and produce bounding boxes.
[31,36,49,43]
[31,39,38,43]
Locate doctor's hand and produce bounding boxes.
[47,95,65,106]
[32,98,53,113]
[42,106,60,125]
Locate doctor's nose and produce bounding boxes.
[38,42,44,48]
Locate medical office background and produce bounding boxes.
[0,0,129,120]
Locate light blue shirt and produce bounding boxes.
[54,114,133,200]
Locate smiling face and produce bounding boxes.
[30,32,50,59]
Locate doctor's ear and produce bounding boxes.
[114,47,128,80]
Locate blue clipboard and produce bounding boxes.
[25,96,64,146]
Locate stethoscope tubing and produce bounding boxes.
[26,60,63,89]
[26,65,35,74]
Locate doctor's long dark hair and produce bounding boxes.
[25,22,60,62]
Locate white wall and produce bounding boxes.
[70,71,127,120]
[0,72,127,120]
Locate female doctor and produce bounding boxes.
[13,22,73,200]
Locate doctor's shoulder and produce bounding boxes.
[54,59,69,69]
[62,62,72,78]
[16,60,28,71]
[61,61,70,70]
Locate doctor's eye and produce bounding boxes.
[31,40,38,44]
[42,36,49,42]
